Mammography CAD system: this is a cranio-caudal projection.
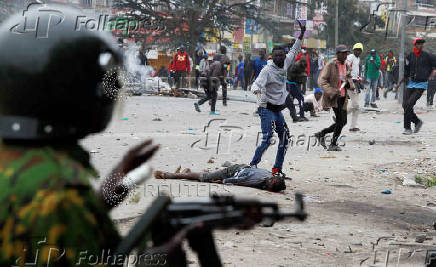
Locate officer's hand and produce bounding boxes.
[100,140,159,208]
[115,139,160,175]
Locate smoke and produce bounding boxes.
[123,43,170,93]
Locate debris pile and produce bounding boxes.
[381,158,436,188]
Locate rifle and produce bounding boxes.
[110,193,307,267]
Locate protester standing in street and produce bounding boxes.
[172,45,191,89]
[296,47,310,94]
[364,49,381,108]
[428,70,436,108]
[315,45,354,152]
[168,58,175,87]
[243,53,254,90]
[253,49,268,81]
[380,54,387,89]
[199,53,209,74]
[310,51,319,91]
[138,45,149,66]
[396,38,436,135]
[384,51,397,98]
[346,43,363,132]
[250,21,305,177]
[234,55,245,90]
[195,44,207,88]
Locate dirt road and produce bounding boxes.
[82,91,436,266]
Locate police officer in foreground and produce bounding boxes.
[0,4,158,266]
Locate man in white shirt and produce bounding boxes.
[304,87,323,117]
[346,43,363,132]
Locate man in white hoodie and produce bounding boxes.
[249,20,305,177]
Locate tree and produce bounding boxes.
[113,0,271,56]
[316,0,407,55]
[111,0,325,56]
[319,0,369,48]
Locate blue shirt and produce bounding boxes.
[237,62,244,75]
[253,57,268,78]
[407,81,428,90]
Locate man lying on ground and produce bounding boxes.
[154,164,286,192]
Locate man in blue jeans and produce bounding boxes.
[250,21,305,177]
[364,49,381,108]
[285,56,309,122]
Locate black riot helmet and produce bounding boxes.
[0,3,122,140]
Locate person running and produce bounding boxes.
[194,56,222,115]
[250,20,305,177]
[154,164,286,192]
[364,49,381,108]
[315,45,354,152]
[346,43,364,132]
[395,38,436,135]
[214,46,231,106]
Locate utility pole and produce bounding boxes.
[250,23,254,52]
[335,0,339,48]
[398,0,407,104]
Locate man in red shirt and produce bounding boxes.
[380,54,387,91]
[172,45,191,88]
[295,46,310,94]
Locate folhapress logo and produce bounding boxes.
[10,3,65,39]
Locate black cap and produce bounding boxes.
[336,44,349,53]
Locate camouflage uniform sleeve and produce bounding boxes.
[9,186,121,267]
